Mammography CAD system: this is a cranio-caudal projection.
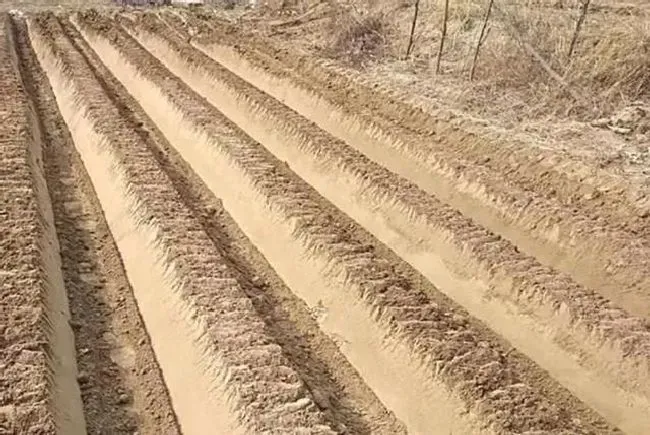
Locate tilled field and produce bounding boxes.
[0,7,648,435]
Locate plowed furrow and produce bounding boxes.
[107,12,650,433]
[11,15,180,435]
[57,16,405,435]
[0,14,84,434]
[77,14,618,434]
[173,11,650,320]
[29,13,334,434]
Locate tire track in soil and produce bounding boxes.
[58,15,405,435]
[30,12,335,435]
[78,13,619,434]
[12,15,180,435]
[117,12,650,433]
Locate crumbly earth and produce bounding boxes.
[0,3,648,435]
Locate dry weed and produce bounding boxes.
[568,20,650,113]
[328,6,391,66]
[350,0,649,120]
[227,0,649,125]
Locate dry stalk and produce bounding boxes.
[436,0,450,74]
[567,0,590,60]
[405,0,420,59]
[469,0,494,80]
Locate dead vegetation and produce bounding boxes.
[241,0,649,132]
[328,7,389,65]
[388,0,647,120]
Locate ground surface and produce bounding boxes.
[227,0,650,195]
[0,3,649,435]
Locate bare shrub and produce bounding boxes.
[329,7,390,66]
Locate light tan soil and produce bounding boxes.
[77,10,623,434]
[12,15,180,434]
[0,3,647,434]
[59,14,405,434]
[30,11,337,434]
[0,14,84,434]
[177,12,650,323]
[118,12,650,433]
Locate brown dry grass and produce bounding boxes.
[203,0,649,175]
[267,0,649,123]
[327,6,390,65]
[389,1,648,119]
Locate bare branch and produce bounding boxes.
[469,0,494,80]
[436,0,450,74]
[405,0,420,59]
[567,0,590,60]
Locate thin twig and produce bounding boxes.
[268,2,324,28]
[405,0,420,59]
[436,0,450,74]
[567,0,590,60]
[469,0,494,80]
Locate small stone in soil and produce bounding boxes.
[117,393,130,405]
[77,372,89,385]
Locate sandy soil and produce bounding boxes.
[13,15,180,434]
[173,12,650,322]
[0,3,647,435]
